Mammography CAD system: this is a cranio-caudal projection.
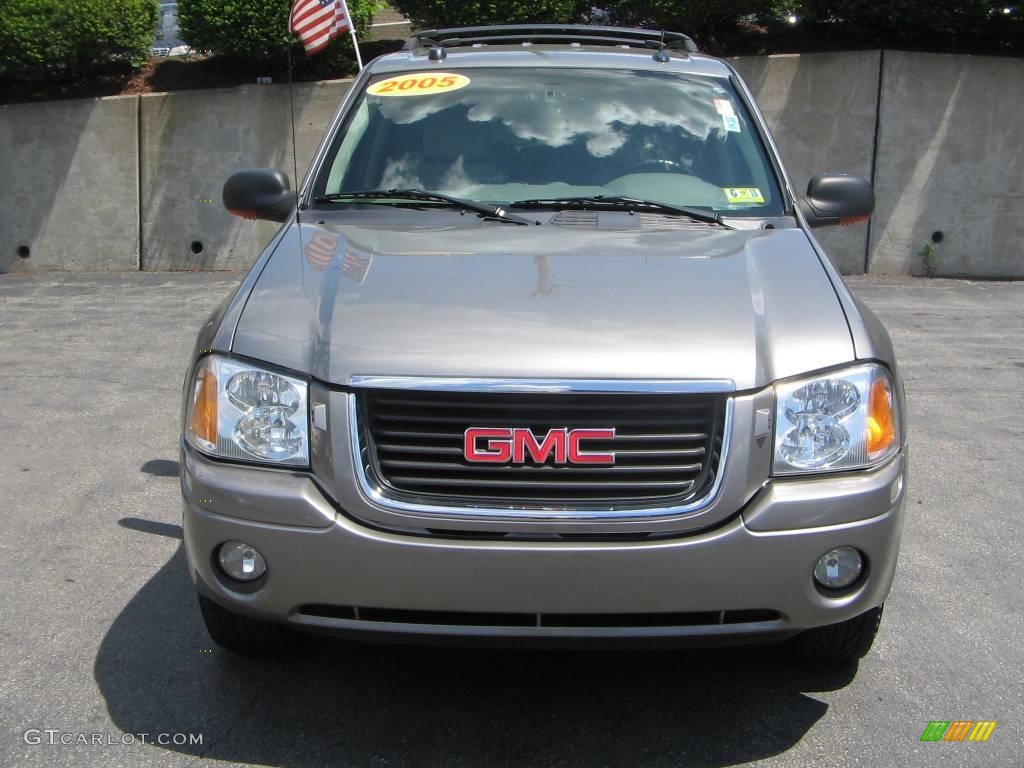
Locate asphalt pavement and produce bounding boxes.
[0,272,1021,767]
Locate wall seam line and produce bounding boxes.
[136,95,144,271]
[863,49,885,274]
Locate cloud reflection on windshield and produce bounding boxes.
[375,70,725,155]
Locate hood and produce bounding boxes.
[231,222,854,391]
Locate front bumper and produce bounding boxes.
[181,443,907,645]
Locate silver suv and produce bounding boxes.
[181,26,906,665]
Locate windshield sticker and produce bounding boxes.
[714,99,735,117]
[367,73,471,97]
[722,114,741,133]
[723,187,765,204]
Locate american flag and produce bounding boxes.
[303,232,340,270]
[341,241,373,284]
[303,231,373,282]
[289,0,352,55]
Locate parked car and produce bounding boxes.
[181,25,907,665]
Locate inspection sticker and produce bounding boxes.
[722,114,741,133]
[723,187,765,204]
[713,98,735,116]
[367,73,470,97]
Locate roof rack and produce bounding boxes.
[403,25,699,55]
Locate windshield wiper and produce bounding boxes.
[509,195,722,225]
[312,189,533,225]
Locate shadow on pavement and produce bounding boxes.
[140,459,180,478]
[118,516,183,540]
[95,525,856,767]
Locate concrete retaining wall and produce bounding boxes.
[868,51,1024,277]
[140,79,352,270]
[0,80,352,274]
[0,96,140,272]
[2,53,1022,276]
[731,51,881,275]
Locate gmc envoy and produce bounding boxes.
[180,26,907,664]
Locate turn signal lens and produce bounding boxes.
[189,360,218,451]
[867,377,896,458]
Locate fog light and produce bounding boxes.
[813,547,863,590]
[218,541,266,582]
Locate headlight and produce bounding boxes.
[186,355,309,466]
[773,363,899,475]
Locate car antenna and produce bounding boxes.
[286,45,302,227]
[284,6,363,246]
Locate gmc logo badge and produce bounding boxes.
[463,427,616,465]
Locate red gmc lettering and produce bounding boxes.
[567,428,616,464]
[513,429,567,464]
[464,427,615,465]
[463,428,513,463]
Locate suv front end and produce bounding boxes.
[180,26,906,664]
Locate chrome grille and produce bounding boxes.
[356,390,726,505]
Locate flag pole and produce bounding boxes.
[341,1,363,71]
[350,28,364,71]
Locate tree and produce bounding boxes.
[384,0,1022,55]
[386,0,585,29]
[590,0,779,51]
[385,0,780,52]
[792,0,1022,53]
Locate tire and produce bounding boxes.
[791,605,883,664]
[198,594,294,655]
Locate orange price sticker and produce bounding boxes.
[367,73,471,97]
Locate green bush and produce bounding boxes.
[386,0,585,29]
[0,0,158,85]
[386,0,1022,54]
[384,0,778,51]
[179,0,376,64]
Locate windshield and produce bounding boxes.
[312,67,785,217]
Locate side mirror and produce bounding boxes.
[799,173,874,228]
[223,168,296,223]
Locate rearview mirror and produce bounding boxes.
[799,173,874,229]
[223,169,296,223]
